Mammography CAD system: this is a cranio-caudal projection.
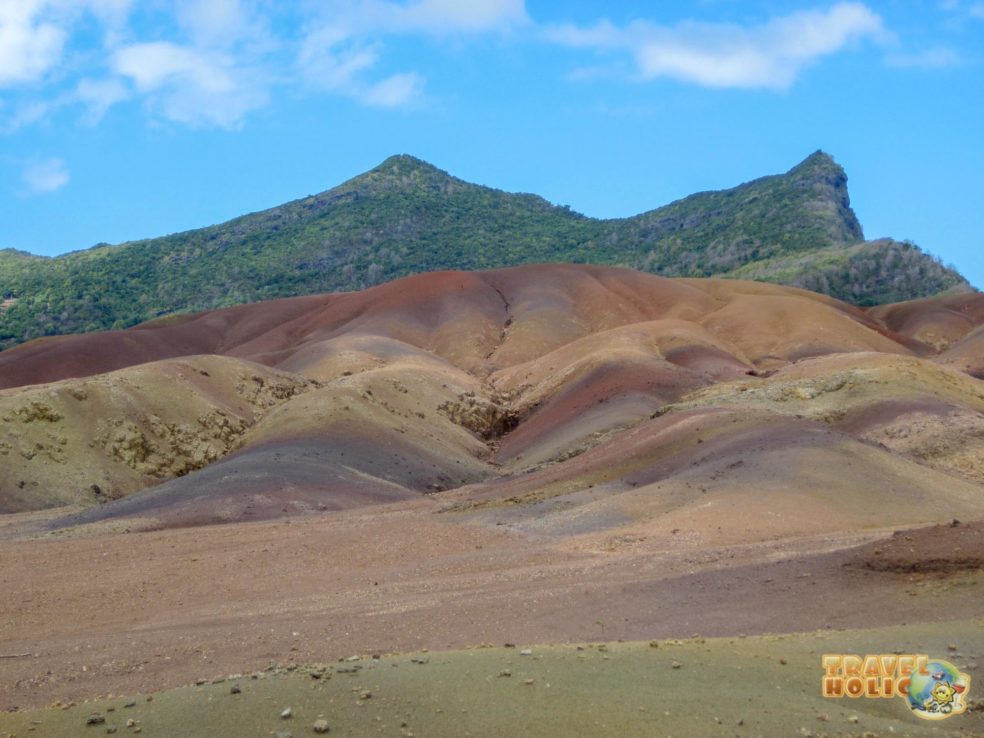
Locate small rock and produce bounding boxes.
[106,728,117,735]
[523,678,535,685]
[519,649,532,656]
[125,719,137,728]
[86,714,106,726]
[948,644,958,651]
[848,715,859,724]
[671,660,681,669]
[281,707,292,719]
[313,718,330,734]
[123,702,136,709]
[275,732,293,738]
[648,641,659,648]
[359,690,372,700]
[230,684,241,695]
[498,670,511,678]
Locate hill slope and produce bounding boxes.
[0,152,971,349]
[1,264,983,530]
[1,266,984,721]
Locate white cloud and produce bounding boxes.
[82,0,132,21]
[173,0,276,55]
[176,0,250,47]
[74,77,129,122]
[547,2,886,90]
[885,47,960,69]
[1,76,128,132]
[363,71,424,107]
[114,42,225,91]
[0,1,134,88]
[296,21,426,108]
[112,41,267,128]
[355,0,529,34]
[940,0,984,19]
[0,1,67,86]
[1,0,528,130]
[293,0,524,107]
[79,0,132,37]
[22,157,69,194]
[0,0,265,129]
[297,25,380,92]
[2,98,56,131]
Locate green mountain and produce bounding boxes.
[0,151,971,349]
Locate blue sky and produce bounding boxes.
[1,0,982,288]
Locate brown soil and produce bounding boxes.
[1,503,983,713]
[847,519,984,574]
[6,265,975,392]
[1,266,983,724]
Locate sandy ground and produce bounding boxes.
[1,269,982,736]
[1,503,982,720]
[1,622,982,737]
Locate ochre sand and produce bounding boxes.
[1,621,982,737]
[0,266,982,735]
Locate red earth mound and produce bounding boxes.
[1,266,983,714]
[7,264,974,391]
[0,265,981,531]
[846,519,984,574]
[869,292,984,352]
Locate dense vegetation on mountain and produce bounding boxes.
[729,238,965,306]
[0,151,970,349]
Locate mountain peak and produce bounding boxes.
[805,149,835,164]
[333,154,458,196]
[788,149,843,179]
[789,149,844,174]
[372,154,447,177]
[782,149,863,243]
[0,151,969,350]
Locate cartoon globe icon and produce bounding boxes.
[906,659,969,718]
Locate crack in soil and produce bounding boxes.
[483,284,513,362]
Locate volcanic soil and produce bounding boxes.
[0,264,982,735]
